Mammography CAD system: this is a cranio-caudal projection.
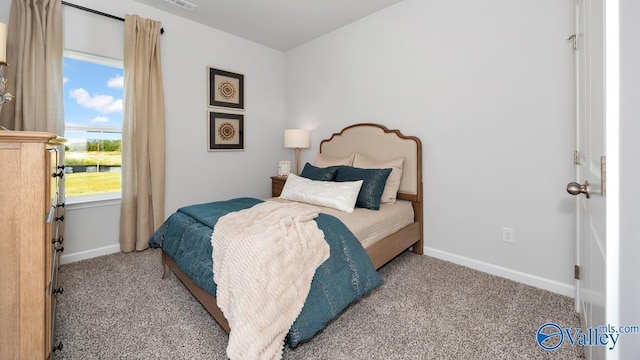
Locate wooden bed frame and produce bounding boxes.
[161,123,423,334]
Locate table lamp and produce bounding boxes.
[284,129,310,175]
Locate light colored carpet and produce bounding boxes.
[54,248,584,359]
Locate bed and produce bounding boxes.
[149,123,423,355]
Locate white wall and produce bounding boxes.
[285,0,576,295]
[618,0,640,357]
[0,0,288,262]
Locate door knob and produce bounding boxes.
[567,181,590,198]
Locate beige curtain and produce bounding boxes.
[119,14,166,252]
[0,0,63,134]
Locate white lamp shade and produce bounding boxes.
[284,129,310,149]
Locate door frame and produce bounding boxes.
[604,1,620,354]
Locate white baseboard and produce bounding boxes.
[60,244,121,265]
[423,246,575,298]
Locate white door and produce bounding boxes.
[571,0,607,359]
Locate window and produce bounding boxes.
[63,52,123,202]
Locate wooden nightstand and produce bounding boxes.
[271,175,288,197]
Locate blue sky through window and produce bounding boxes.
[63,56,123,141]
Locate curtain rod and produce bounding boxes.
[61,1,165,34]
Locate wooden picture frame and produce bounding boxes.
[208,67,244,110]
[208,112,244,151]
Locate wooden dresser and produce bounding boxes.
[0,131,66,360]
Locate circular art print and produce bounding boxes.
[217,121,236,140]
[218,81,236,100]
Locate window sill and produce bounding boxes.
[65,192,122,210]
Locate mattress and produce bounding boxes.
[267,198,414,248]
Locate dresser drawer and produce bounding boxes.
[48,242,63,293]
[47,148,61,210]
[46,239,64,356]
[53,200,65,245]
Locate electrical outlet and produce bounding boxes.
[502,227,514,244]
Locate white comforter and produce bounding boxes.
[211,201,330,360]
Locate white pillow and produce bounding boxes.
[315,153,354,167]
[279,174,362,213]
[353,154,404,204]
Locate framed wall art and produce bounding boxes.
[208,67,244,110]
[208,112,244,151]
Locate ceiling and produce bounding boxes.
[132,0,404,51]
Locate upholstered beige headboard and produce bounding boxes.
[320,123,422,200]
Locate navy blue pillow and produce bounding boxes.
[335,166,392,210]
[300,163,340,181]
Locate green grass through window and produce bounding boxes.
[65,172,122,197]
[64,151,122,197]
